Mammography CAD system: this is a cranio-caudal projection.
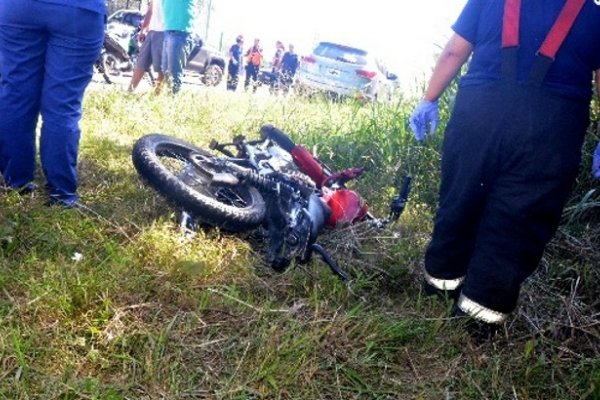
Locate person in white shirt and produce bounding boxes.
[128,0,165,92]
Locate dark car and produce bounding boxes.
[106,9,143,31]
[185,38,226,86]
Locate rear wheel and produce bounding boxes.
[102,52,120,76]
[132,134,266,231]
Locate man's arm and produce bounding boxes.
[229,47,238,65]
[423,33,474,102]
[595,69,600,101]
[140,0,153,33]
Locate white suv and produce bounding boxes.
[295,41,398,101]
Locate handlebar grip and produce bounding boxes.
[399,175,412,201]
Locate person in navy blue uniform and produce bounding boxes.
[0,0,105,206]
[409,0,600,338]
[280,44,299,92]
[227,35,244,92]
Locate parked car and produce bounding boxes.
[294,41,398,101]
[186,38,227,86]
[107,9,143,32]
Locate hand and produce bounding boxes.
[138,32,146,42]
[592,141,600,179]
[409,99,439,141]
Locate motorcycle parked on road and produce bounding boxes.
[95,28,154,85]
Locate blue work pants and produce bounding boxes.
[0,0,104,203]
[161,31,190,93]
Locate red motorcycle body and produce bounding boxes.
[291,145,368,227]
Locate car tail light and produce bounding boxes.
[356,69,377,79]
[302,55,316,64]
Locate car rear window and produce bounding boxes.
[125,13,143,27]
[314,43,368,65]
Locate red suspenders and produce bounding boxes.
[502,0,586,59]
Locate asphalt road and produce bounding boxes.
[89,69,214,93]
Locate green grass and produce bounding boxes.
[1,83,599,399]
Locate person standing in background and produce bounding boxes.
[269,40,285,90]
[280,44,299,93]
[244,38,263,93]
[161,0,199,94]
[226,35,244,91]
[0,0,105,206]
[128,0,165,93]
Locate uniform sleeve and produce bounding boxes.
[452,0,485,45]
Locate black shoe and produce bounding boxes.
[452,305,501,342]
[5,182,36,195]
[423,281,461,302]
[46,197,81,209]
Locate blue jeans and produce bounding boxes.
[161,30,190,93]
[0,0,104,203]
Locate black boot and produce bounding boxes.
[451,305,501,342]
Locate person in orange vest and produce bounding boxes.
[244,38,263,93]
[409,0,600,340]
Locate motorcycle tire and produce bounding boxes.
[102,52,120,76]
[132,134,266,232]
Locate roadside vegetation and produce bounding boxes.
[1,84,599,399]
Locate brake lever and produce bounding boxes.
[311,243,349,281]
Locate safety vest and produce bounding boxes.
[247,47,262,66]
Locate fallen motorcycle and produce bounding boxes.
[131,125,411,280]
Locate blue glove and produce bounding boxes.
[409,99,439,141]
[592,141,600,179]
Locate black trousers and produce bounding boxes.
[244,64,259,92]
[425,82,589,313]
[227,62,239,91]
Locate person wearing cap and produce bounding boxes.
[227,35,244,91]
[409,0,600,339]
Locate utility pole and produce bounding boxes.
[204,0,212,42]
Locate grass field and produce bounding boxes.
[1,84,600,399]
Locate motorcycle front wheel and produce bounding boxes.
[132,134,266,231]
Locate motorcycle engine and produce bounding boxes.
[265,145,295,172]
